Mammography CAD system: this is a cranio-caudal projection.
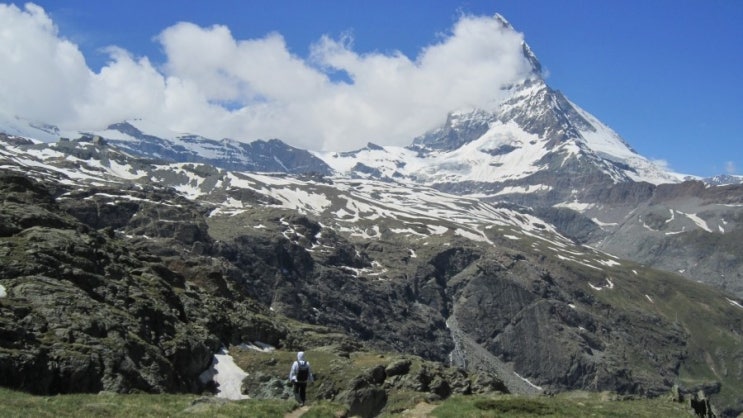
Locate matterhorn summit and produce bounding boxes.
[320,30,686,212]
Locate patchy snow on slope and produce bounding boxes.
[316,120,550,184]
[198,348,249,400]
[428,224,449,235]
[588,277,615,291]
[268,187,332,215]
[73,192,182,209]
[495,184,552,196]
[677,210,712,232]
[591,218,618,227]
[317,145,422,178]
[389,227,428,237]
[455,228,492,245]
[597,258,621,267]
[554,200,595,212]
[105,160,148,180]
[514,372,543,391]
[239,342,276,353]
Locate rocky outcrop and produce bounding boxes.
[238,348,508,418]
[0,171,286,394]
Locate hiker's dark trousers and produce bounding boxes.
[293,381,307,403]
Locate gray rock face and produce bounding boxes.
[412,109,492,152]
[587,181,743,297]
[0,171,286,395]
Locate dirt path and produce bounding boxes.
[284,405,310,418]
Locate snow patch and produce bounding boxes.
[496,184,552,196]
[678,210,712,233]
[589,278,614,291]
[389,227,427,237]
[270,187,332,215]
[455,228,491,244]
[513,372,543,391]
[427,225,448,235]
[591,218,618,227]
[198,348,249,400]
[597,259,621,267]
[554,200,594,212]
[0,284,6,298]
[727,298,743,310]
[239,341,275,353]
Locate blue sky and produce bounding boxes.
[1,1,741,177]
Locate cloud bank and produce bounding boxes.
[0,3,533,151]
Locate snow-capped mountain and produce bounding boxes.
[705,174,743,185]
[0,112,66,143]
[311,17,689,194]
[89,121,333,175]
[0,110,332,176]
[318,63,688,193]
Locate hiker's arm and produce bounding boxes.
[289,362,298,381]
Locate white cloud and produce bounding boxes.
[0,3,90,123]
[726,161,736,175]
[651,159,671,171]
[0,3,534,151]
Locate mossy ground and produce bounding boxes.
[0,387,295,417]
[0,387,694,417]
[429,392,691,418]
[231,344,429,408]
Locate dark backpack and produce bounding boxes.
[296,361,310,383]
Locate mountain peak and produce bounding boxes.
[493,13,513,30]
[521,42,543,76]
[492,13,543,77]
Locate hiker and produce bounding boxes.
[288,351,314,406]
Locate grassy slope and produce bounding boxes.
[573,260,743,409]
[0,387,693,417]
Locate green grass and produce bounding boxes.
[430,393,691,418]
[0,388,695,418]
[297,400,349,417]
[0,387,295,418]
